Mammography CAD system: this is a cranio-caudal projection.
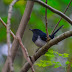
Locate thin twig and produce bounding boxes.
[0,18,15,38]
[17,36,35,72]
[35,0,72,25]
[45,0,49,41]
[7,0,19,72]
[51,0,72,35]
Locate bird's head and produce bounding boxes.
[29,29,44,35]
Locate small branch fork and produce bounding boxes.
[51,0,72,35]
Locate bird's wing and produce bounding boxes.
[40,34,47,42]
[32,34,38,42]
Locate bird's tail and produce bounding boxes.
[52,25,63,35]
[49,25,63,39]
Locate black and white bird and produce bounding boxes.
[30,25,63,47]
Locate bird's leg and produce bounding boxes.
[46,37,51,42]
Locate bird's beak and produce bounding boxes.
[29,29,32,31]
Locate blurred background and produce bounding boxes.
[0,0,72,72]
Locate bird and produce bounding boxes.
[29,25,63,48]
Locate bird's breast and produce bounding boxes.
[35,36,46,47]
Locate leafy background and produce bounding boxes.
[0,0,72,72]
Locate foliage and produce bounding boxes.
[36,49,69,68]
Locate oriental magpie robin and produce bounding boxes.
[30,25,63,47]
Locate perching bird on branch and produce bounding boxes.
[30,25,63,47]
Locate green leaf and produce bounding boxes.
[58,54,63,56]
[36,60,53,67]
[54,64,60,68]
[63,53,69,58]
[54,62,62,68]
[65,61,69,65]
[45,54,55,57]
[54,51,58,54]
[71,64,72,67]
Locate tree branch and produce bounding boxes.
[51,0,72,35]
[21,30,72,72]
[17,36,35,72]
[35,0,72,25]
[6,0,19,72]
[45,0,49,41]
[2,1,34,72]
